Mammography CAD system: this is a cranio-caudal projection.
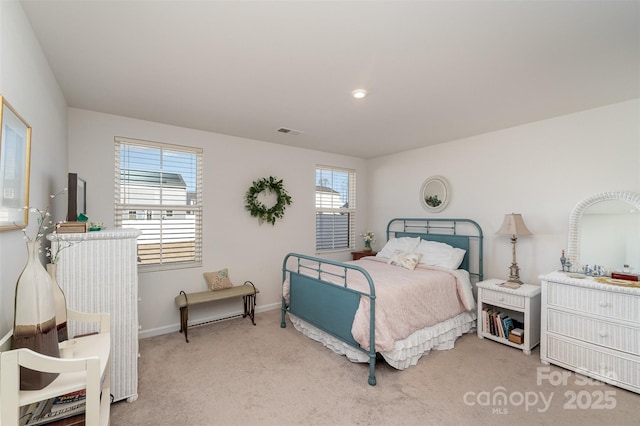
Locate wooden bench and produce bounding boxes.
[175,281,259,343]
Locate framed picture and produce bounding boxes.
[0,95,32,231]
[67,173,86,221]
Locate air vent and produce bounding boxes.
[277,127,303,136]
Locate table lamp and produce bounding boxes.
[496,213,532,284]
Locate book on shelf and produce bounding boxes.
[482,307,491,334]
[495,313,504,338]
[489,310,496,336]
[502,316,514,338]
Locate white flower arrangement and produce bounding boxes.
[359,231,375,244]
[17,188,78,263]
[19,188,66,243]
[47,240,80,264]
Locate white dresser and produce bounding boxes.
[48,228,141,402]
[540,271,640,394]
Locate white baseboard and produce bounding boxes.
[138,301,282,339]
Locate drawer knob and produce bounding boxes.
[599,330,608,337]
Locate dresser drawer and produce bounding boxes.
[481,288,525,309]
[546,281,640,323]
[545,334,640,392]
[547,309,640,355]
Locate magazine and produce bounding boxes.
[19,389,86,426]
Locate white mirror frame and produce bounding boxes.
[567,191,640,267]
[419,175,450,213]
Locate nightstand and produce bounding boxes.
[476,278,541,355]
[351,250,377,261]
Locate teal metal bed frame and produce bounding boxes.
[281,218,483,386]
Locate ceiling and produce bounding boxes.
[21,1,640,159]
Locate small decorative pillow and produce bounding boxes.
[203,268,233,291]
[387,250,423,270]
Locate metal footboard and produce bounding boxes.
[281,253,378,386]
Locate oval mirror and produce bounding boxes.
[420,176,450,213]
[567,191,640,272]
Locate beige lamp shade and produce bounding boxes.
[496,213,532,237]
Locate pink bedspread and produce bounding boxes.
[286,256,475,352]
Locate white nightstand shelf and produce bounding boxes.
[477,279,541,355]
[1,310,111,426]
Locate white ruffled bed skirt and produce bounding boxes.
[289,310,477,370]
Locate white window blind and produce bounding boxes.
[315,166,356,251]
[115,137,203,269]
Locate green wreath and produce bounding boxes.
[245,176,292,225]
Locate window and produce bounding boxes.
[115,137,203,269]
[315,166,356,251]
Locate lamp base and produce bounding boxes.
[508,264,523,285]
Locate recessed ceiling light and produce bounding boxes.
[351,89,367,99]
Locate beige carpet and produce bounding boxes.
[110,309,639,425]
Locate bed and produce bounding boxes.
[281,218,484,386]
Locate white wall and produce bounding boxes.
[0,1,68,335]
[67,108,368,337]
[367,100,640,286]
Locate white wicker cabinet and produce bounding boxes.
[48,228,141,402]
[540,271,640,394]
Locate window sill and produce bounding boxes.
[138,261,202,273]
[315,248,354,256]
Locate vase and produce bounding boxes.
[363,240,372,252]
[47,263,69,342]
[12,240,60,390]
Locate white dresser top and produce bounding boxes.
[539,270,640,296]
[47,227,141,242]
[477,278,541,297]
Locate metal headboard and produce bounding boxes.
[386,218,484,283]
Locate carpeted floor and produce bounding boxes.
[110,309,639,425]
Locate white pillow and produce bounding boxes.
[376,237,421,259]
[413,240,466,269]
[387,250,423,270]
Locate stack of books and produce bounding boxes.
[481,307,523,343]
[55,222,87,234]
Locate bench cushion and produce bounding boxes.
[174,283,259,308]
